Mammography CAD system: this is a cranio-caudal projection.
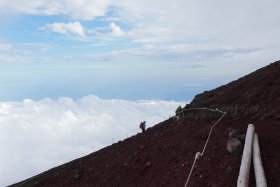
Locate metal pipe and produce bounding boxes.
[237,124,255,187]
[253,133,267,187]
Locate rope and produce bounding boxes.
[183,107,227,187]
[184,152,201,187]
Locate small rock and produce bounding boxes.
[74,173,80,180]
[145,161,151,167]
[74,170,83,180]
[227,129,245,156]
[227,138,243,156]
[226,166,232,174]
[211,183,218,187]
[123,162,128,167]
[140,145,146,150]
[32,181,39,185]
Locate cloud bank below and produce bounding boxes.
[0,95,185,186]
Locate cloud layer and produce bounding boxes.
[44,22,85,37]
[0,95,184,186]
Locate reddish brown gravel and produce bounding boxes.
[10,60,280,187]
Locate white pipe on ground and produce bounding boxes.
[253,133,267,187]
[237,124,255,187]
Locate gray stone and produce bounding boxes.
[227,138,243,156]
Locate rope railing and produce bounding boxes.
[182,107,227,187]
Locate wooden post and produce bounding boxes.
[237,124,255,187]
[253,133,267,187]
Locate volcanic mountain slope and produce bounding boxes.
[10,60,280,187]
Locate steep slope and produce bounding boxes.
[10,60,280,187]
[189,61,280,120]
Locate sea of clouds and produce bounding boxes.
[0,95,184,186]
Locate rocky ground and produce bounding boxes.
[10,60,280,187]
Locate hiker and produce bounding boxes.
[175,105,184,120]
[227,128,246,156]
[139,121,146,133]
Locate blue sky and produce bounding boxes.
[1,0,280,101]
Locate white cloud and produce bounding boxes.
[0,54,31,63]
[2,0,280,48]
[0,95,184,186]
[0,42,12,51]
[0,43,53,64]
[110,22,125,37]
[127,26,172,44]
[113,0,280,47]
[0,0,47,15]
[0,0,111,20]
[44,22,85,37]
[61,0,111,20]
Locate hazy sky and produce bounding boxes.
[0,0,279,101]
[1,0,280,185]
